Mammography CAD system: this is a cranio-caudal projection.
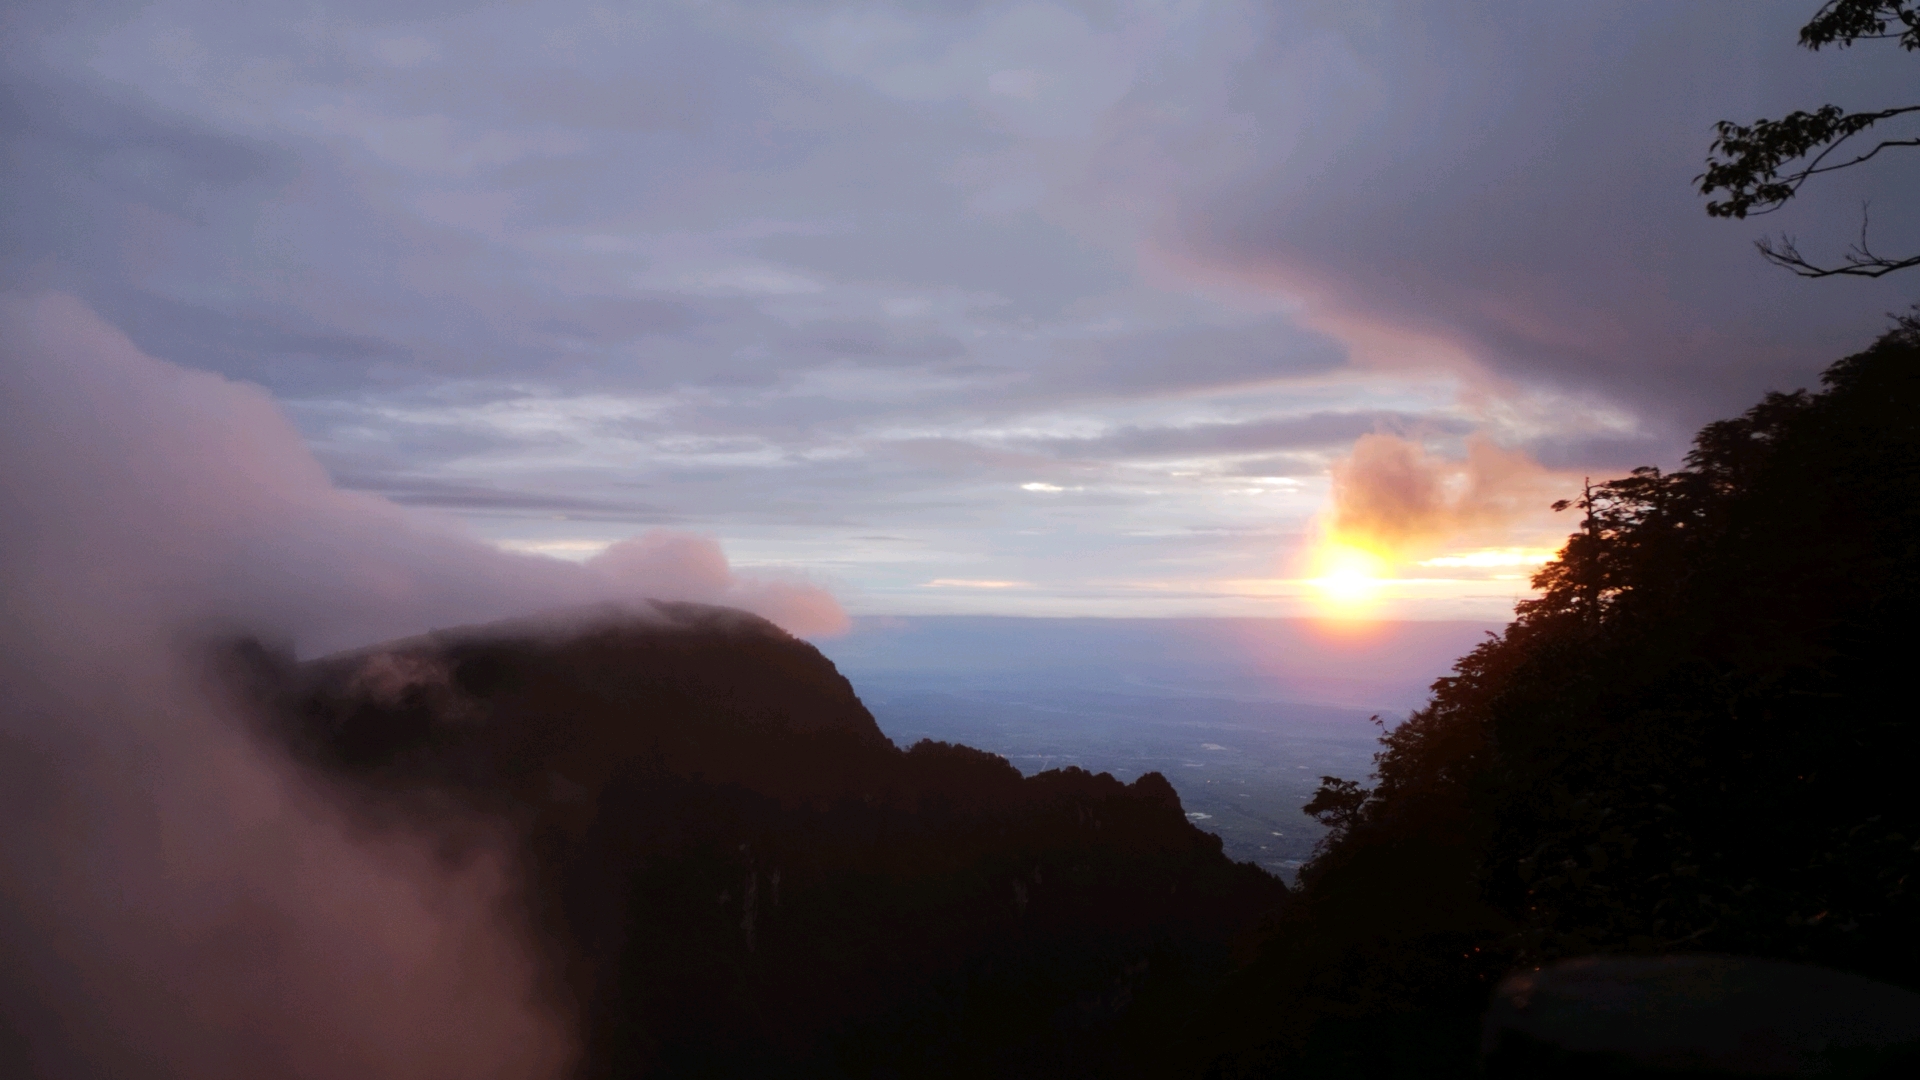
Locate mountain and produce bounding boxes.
[1191,317,1920,1077]
[228,317,1920,1077]
[237,601,1283,1079]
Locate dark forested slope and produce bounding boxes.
[242,601,1281,1079]
[1197,318,1920,1077]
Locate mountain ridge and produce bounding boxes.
[233,598,1284,1078]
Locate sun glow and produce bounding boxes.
[1306,542,1392,618]
[1418,548,1556,569]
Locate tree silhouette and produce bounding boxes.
[1698,1,1920,277]
[1303,776,1369,843]
[1192,313,1920,1077]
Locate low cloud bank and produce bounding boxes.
[586,531,848,641]
[0,292,845,653]
[0,293,844,1078]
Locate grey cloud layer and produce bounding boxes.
[5,0,1904,614]
[1026,410,1474,461]
[1167,2,1918,429]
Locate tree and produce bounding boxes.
[1193,316,1920,1078]
[1303,776,1369,842]
[1698,1,1920,277]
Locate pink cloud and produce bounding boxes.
[0,292,845,653]
[0,291,846,1078]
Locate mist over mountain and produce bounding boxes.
[0,286,1298,1080]
[242,602,1282,1079]
[11,0,1920,1075]
[209,311,1920,1080]
[11,282,1920,1079]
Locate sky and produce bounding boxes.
[1,11,1914,1071]
[4,0,1916,621]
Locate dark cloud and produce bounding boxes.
[1170,2,1918,436]
[1521,431,1674,474]
[0,72,297,316]
[883,437,1066,476]
[1226,454,1326,478]
[531,296,699,341]
[779,318,969,363]
[9,0,1882,619]
[329,475,677,521]
[1029,322,1347,402]
[754,211,1133,320]
[96,287,408,390]
[1028,410,1471,460]
[1,291,845,642]
[0,73,290,224]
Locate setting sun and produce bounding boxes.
[1307,542,1392,617]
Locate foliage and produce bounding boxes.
[1302,776,1367,836]
[1198,314,1920,1077]
[1699,1,1920,276]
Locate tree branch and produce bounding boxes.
[1800,0,1920,51]
[1699,106,1920,219]
[1799,134,1920,182]
[1756,208,1920,278]
[1702,2,1918,276]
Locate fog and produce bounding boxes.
[0,292,843,1077]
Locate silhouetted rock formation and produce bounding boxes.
[248,601,1281,1079]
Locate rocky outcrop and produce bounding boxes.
[247,601,1283,1079]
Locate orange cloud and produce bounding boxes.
[1327,433,1558,560]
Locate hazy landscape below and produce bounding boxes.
[818,616,1503,873]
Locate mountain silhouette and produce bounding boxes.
[222,316,1920,1079]
[235,600,1282,1079]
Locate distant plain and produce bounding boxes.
[819,616,1503,874]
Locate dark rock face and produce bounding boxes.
[252,601,1283,1079]
[1482,955,1920,1078]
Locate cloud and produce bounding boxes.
[1325,433,1562,558]
[1027,410,1471,461]
[1,293,845,646]
[14,0,1899,617]
[0,290,845,1073]
[0,294,587,1077]
[0,635,578,1080]
[332,474,678,520]
[1157,2,1918,432]
[588,532,850,637]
